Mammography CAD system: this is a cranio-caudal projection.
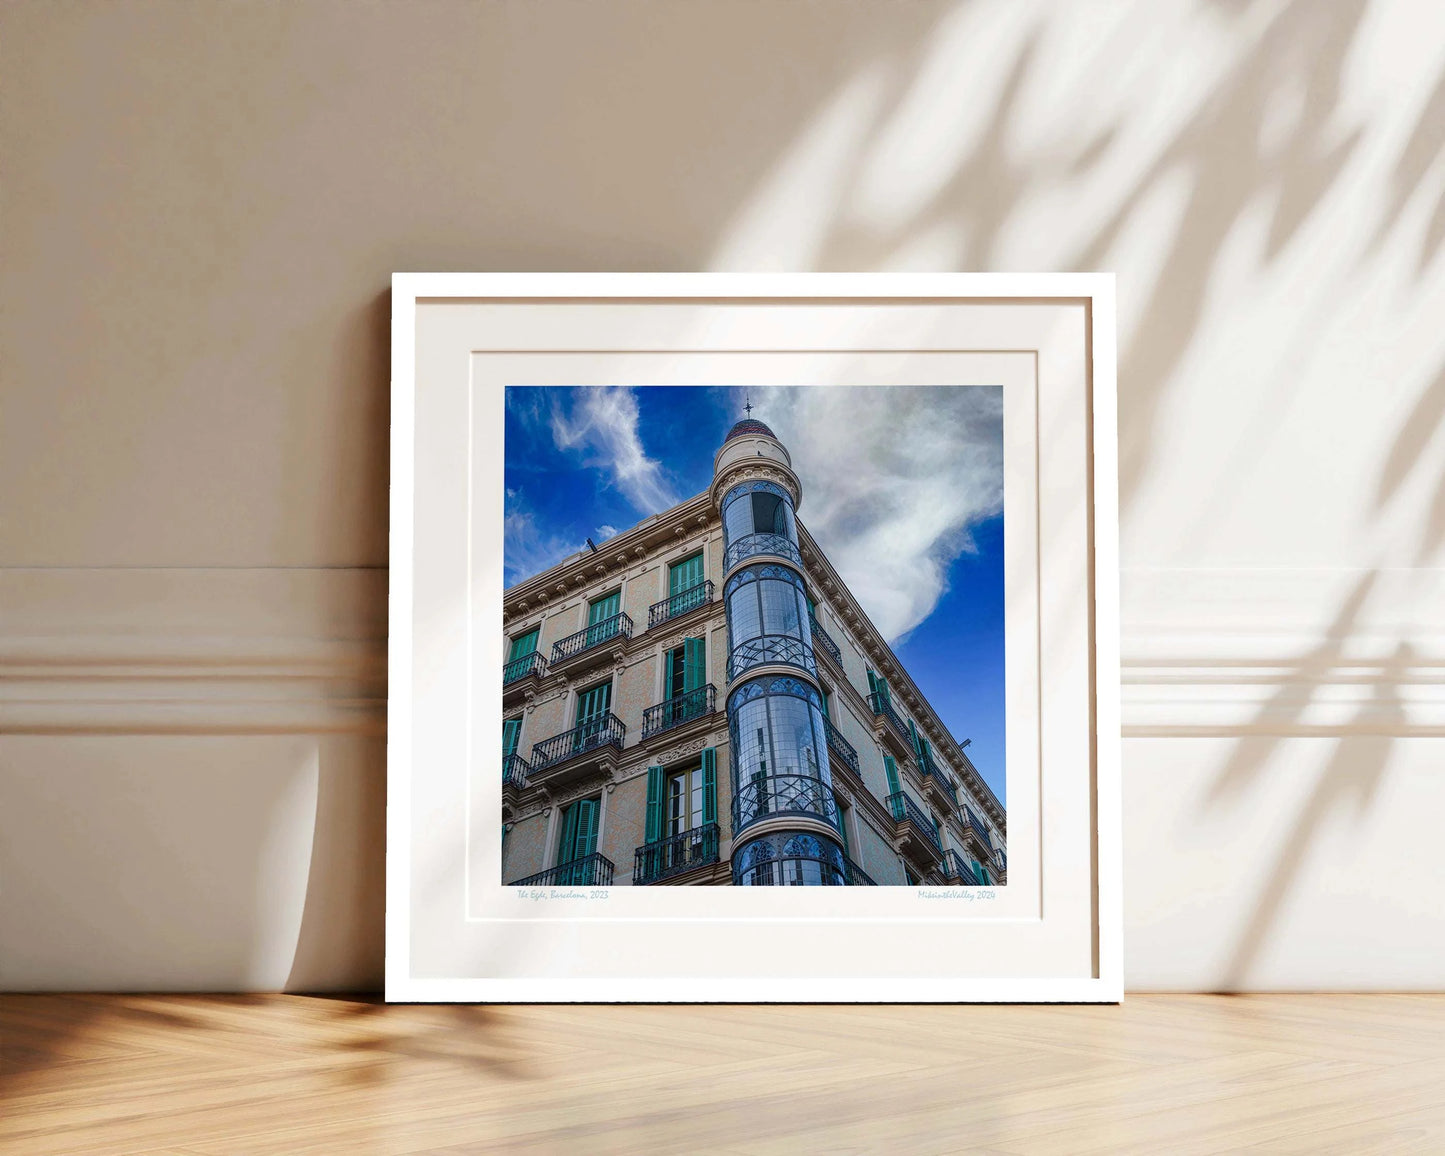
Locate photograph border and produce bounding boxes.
[387,273,1120,1003]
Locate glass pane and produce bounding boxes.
[726,582,762,650]
[723,495,752,548]
[759,579,803,638]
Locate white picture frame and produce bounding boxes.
[387,273,1120,1002]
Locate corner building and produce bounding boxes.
[501,418,1007,888]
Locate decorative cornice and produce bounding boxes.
[503,492,716,615]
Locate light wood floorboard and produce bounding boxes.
[1,995,1442,1154]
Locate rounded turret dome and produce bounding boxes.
[724,418,778,444]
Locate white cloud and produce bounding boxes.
[749,385,1003,642]
[549,387,677,514]
[595,524,619,540]
[503,506,578,588]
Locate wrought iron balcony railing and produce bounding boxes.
[510,852,615,888]
[918,749,959,806]
[502,650,547,685]
[530,711,626,772]
[732,772,840,837]
[869,691,914,749]
[962,808,994,850]
[887,791,943,855]
[726,633,815,680]
[808,612,842,665]
[821,715,860,776]
[647,580,715,629]
[843,854,878,886]
[550,611,634,664]
[723,531,803,571]
[642,684,716,739]
[502,752,531,789]
[942,849,981,885]
[633,822,721,884]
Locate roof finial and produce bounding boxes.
[744,392,753,418]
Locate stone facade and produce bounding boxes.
[501,422,1006,888]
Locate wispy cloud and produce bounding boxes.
[549,387,678,513]
[503,489,579,587]
[748,386,1003,642]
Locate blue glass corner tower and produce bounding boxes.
[712,418,850,885]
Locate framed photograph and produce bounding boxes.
[387,273,1120,1002]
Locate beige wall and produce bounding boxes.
[3,0,1444,990]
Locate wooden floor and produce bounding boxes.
[2,995,1443,1154]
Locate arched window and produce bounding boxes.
[721,481,796,548]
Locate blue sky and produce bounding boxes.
[504,385,1006,803]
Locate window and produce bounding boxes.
[724,565,810,671]
[837,802,852,859]
[883,754,902,798]
[575,679,611,727]
[502,717,522,756]
[668,552,704,596]
[663,636,705,699]
[644,749,718,843]
[867,669,893,708]
[556,796,600,867]
[508,628,539,660]
[721,481,796,547]
[585,591,621,645]
[820,686,832,721]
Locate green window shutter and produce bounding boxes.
[884,755,901,797]
[683,637,705,692]
[588,591,620,624]
[669,552,703,595]
[502,718,521,756]
[879,677,892,708]
[820,688,831,721]
[574,798,599,859]
[508,628,538,660]
[837,806,851,858]
[557,803,580,866]
[645,766,664,843]
[701,748,717,824]
[576,680,611,726]
[663,646,678,700]
[867,669,878,697]
[908,718,922,761]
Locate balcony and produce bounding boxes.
[502,752,531,790]
[723,531,803,572]
[529,712,626,787]
[868,692,915,760]
[821,716,859,777]
[502,651,547,705]
[641,683,717,740]
[549,612,633,676]
[842,854,878,886]
[808,613,843,667]
[732,773,840,839]
[509,852,615,888]
[961,808,995,859]
[727,633,816,681]
[633,822,721,884]
[888,790,944,874]
[918,749,959,810]
[647,581,715,630]
[942,849,982,885]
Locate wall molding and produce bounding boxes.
[0,567,387,735]
[1120,566,1445,736]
